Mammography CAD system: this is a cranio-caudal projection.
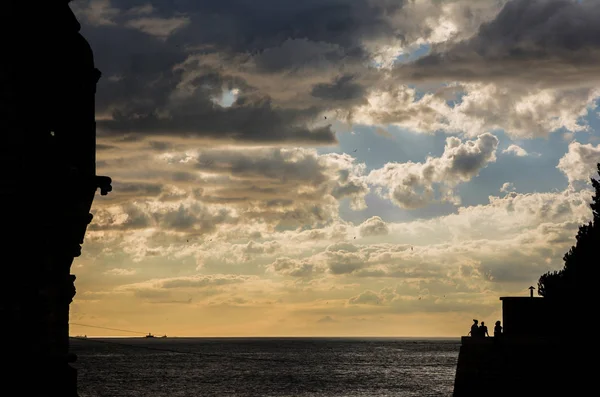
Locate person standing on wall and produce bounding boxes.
[479,321,489,337]
[494,321,502,337]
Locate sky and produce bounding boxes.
[69,0,600,337]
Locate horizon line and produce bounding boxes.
[70,335,462,339]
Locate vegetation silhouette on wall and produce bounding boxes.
[537,163,600,301]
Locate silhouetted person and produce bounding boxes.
[494,321,502,337]
[469,319,479,337]
[479,321,489,337]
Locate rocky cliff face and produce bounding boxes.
[0,2,109,396]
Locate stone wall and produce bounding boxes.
[453,295,585,396]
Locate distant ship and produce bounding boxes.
[145,333,167,338]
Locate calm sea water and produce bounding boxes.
[70,337,460,397]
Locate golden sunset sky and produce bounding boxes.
[70,0,600,337]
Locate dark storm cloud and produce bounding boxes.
[311,74,367,103]
[100,96,337,143]
[148,141,173,151]
[250,39,351,74]
[112,181,162,197]
[395,0,600,86]
[73,0,407,144]
[111,0,404,52]
[82,24,186,113]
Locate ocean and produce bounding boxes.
[70,337,460,397]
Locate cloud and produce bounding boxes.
[76,180,596,334]
[125,16,190,39]
[257,187,592,284]
[150,297,193,305]
[344,284,499,315]
[368,133,499,208]
[92,146,369,234]
[453,85,596,139]
[557,141,600,184]
[77,0,119,26]
[311,74,367,104]
[359,216,389,237]
[161,275,250,289]
[266,257,322,278]
[88,133,500,243]
[317,315,336,323]
[385,0,600,139]
[68,0,600,336]
[349,84,454,133]
[74,1,361,144]
[321,242,369,275]
[72,0,515,144]
[349,80,599,139]
[503,144,528,157]
[351,80,597,140]
[104,268,137,276]
[396,0,600,88]
[81,0,507,145]
[73,0,595,144]
[500,182,515,194]
[348,290,383,305]
[89,201,237,234]
[116,274,255,303]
